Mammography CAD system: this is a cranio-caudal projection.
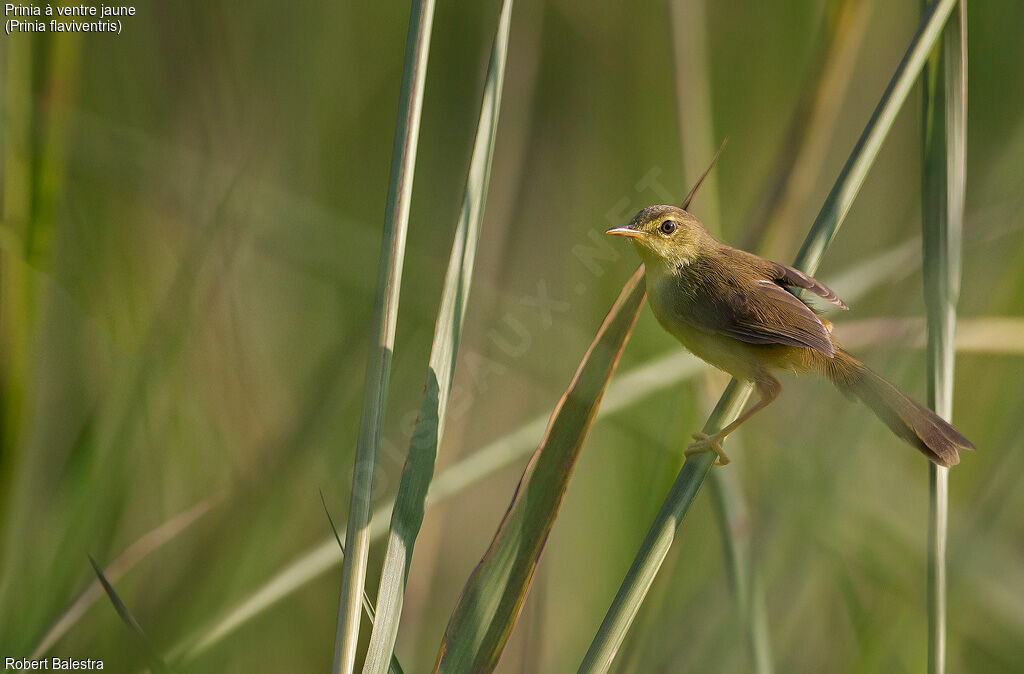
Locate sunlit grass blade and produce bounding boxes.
[361,3,513,671]
[88,556,170,673]
[578,1,961,671]
[321,493,406,674]
[433,267,646,673]
[833,316,1024,354]
[332,0,437,672]
[920,3,966,673]
[670,0,721,230]
[795,0,959,270]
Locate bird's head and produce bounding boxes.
[606,205,709,271]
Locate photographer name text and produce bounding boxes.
[4,658,103,671]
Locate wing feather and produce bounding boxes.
[770,261,848,309]
[673,249,840,357]
[709,280,835,356]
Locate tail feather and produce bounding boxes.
[825,349,975,467]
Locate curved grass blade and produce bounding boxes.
[920,3,966,673]
[433,267,646,673]
[361,2,514,671]
[332,0,437,672]
[578,1,962,671]
[89,556,170,673]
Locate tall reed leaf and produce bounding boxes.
[362,2,513,672]
[921,3,966,673]
[333,1,437,672]
[434,267,646,673]
[578,1,961,671]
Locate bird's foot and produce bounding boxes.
[685,432,730,466]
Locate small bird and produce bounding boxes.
[607,205,975,467]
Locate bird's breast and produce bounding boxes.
[644,269,773,382]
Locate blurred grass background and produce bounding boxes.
[2,0,1023,671]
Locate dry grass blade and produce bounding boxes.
[681,139,727,211]
[362,2,513,672]
[578,2,961,671]
[433,267,646,673]
[88,556,170,673]
[333,1,437,672]
[920,2,967,673]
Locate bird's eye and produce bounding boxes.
[659,220,677,235]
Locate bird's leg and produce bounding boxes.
[685,375,781,466]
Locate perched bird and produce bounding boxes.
[607,205,974,467]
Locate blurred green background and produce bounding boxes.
[2,0,1023,671]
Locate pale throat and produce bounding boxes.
[632,240,692,278]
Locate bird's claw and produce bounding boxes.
[685,432,730,466]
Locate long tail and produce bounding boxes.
[824,349,975,467]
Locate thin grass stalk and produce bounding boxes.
[920,3,966,673]
[322,493,406,674]
[578,1,961,670]
[361,2,513,672]
[670,0,721,231]
[795,0,959,269]
[705,460,774,673]
[333,1,437,672]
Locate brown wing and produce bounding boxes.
[769,261,848,309]
[691,278,837,357]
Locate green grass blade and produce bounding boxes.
[88,556,171,673]
[795,0,960,272]
[332,1,437,672]
[578,2,961,671]
[921,3,966,673]
[433,267,646,673]
[706,462,773,674]
[321,493,406,674]
[577,384,749,674]
[361,3,513,673]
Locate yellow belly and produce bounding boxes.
[645,273,819,381]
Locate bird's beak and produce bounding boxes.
[605,226,642,239]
